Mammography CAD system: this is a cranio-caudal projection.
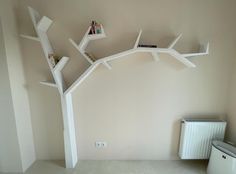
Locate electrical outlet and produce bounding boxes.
[95,141,107,148]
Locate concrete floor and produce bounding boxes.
[23,160,208,174]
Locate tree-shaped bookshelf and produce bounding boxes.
[20,6,209,169]
[21,7,77,168]
[66,29,209,94]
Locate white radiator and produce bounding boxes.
[179,119,226,159]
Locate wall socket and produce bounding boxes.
[95,141,107,148]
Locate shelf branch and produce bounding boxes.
[40,81,57,88]
[64,63,99,95]
[134,30,142,49]
[53,57,70,72]
[20,34,40,42]
[169,50,196,68]
[37,16,53,32]
[168,34,182,49]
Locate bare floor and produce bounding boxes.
[22,160,208,174]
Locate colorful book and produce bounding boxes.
[89,21,102,35]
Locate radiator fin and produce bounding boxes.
[179,120,226,159]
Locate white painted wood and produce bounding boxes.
[53,57,69,73]
[102,61,112,69]
[27,7,77,168]
[28,7,54,75]
[182,52,208,58]
[27,7,209,168]
[151,52,160,61]
[30,8,69,92]
[69,38,93,64]
[28,7,41,27]
[136,47,168,53]
[64,63,99,95]
[65,49,137,95]
[87,33,106,40]
[99,49,137,62]
[77,26,91,52]
[134,30,142,49]
[182,43,209,58]
[71,25,110,69]
[37,30,54,65]
[53,57,69,92]
[28,6,68,93]
[136,47,196,67]
[60,93,78,168]
[168,34,182,49]
[39,81,57,88]
[37,16,53,32]
[168,49,196,68]
[87,25,106,40]
[20,34,40,42]
[77,25,106,52]
[202,42,210,54]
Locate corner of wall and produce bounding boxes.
[226,58,236,144]
[0,0,36,172]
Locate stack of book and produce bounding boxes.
[89,21,102,35]
[138,44,157,48]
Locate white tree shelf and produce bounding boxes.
[67,29,209,95]
[21,6,209,169]
[39,81,57,88]
[21,7,77,169]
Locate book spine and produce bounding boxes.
[89,21,103,34]
[138,44,157,48]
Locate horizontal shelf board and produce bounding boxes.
[136,47,169,53]
[20,34,40,42]
[182,43,209,58]
[37,16,53,32]
[137,47,196,67]
[53,57,69,72]
[87,25,106,40]
[182,52,209,58]
[40,81,57,88]
[87,33,106,40]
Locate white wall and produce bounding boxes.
[0,19,23,173]
[0,0,35,172]
[226,59,236,144]
[20,39,65,160]
[17,0,236,160]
